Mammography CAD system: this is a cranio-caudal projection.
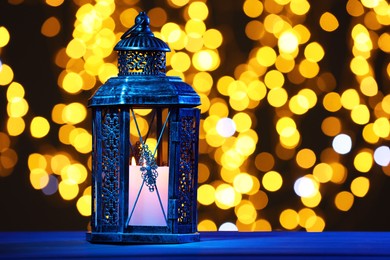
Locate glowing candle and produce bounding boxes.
[128,158,169,226]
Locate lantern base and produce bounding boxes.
[86,232,200,244]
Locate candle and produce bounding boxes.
[128,158,169,226]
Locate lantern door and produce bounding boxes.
[126,107,171,232]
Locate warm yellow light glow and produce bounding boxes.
[0,64,14,86]
[267,87,288,107]
[6,82,25,102]
[41,16,61,37]
[290,0,310,15]
[233,173,254,194]
[192,50,219,71]
[62,72,83,94]
[198,184,215,205]
[321,116,342,137]
[255,152,275,172]
[66,39,86,59]
[306,216,325,232]
[198,219,217,231]
[319,12,339,32]
[256,46,277,67]
[299,59,319,78]
[373,117,390,138]
[351,104,370,125]
[350,176,370,197]
[275,55,295,73]
[30,168,49,190]
[360,76,378,97]
[0,26,10,48]
[323,92,342,112]
[30,117,50,138]
[354,150,373,173]
[350,56,370,76]
[362,123,380,144]
[313,163,333,183]
[188,1,208,21]
[361,0,380,8]
[296,148,316,169]
[7,117,25,136]
[62,102,87,124]
[215,183,241,209]
[236,202,257,224]
[276,117,296,137]
[51,154,71,175]
[297,208,314,229]
[76,195,91,216]
[171,52,191,72]
[330,162,347,184]
[185,19,205,38]
[148,8,167,27]
[59,180,79,200]
[203,29,223,49]
[304,42,324,62]
[334,191,354,211]
[279,209,299,230]
[378,33,390,53]
[278,30,299,54]
[7,98,29,118]
[262,171,283,192]
[265,70,285,89]
[243,0,263,18]
[301,191,322,208]
[341,89,360,110]
[346,0,365,17]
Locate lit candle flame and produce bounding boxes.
[131,157,136,166]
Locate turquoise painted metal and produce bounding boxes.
[87,11,201,244]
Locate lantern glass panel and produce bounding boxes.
[127,107,170,227]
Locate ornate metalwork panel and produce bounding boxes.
[101,109,121,226]
[177,114,198,225]
[118,51,166,76]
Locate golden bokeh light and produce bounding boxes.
[30,117,50,139]
[1,0,390,232]
[41,16,61,37]
[262,171,283,192]
[334,191,354,211]
[319,12,339,32]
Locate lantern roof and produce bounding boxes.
[88,11,200,108]
[88,76,200,107]
[114,11,170,52]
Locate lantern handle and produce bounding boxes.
[121,11,153,39]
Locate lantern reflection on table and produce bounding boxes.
[87,11,201,244]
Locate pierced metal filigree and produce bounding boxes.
[118,51,166,76]
[177,115,197,225]
[101,110,120,226]
[139,144,158,192]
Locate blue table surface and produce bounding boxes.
[1,231,390,259]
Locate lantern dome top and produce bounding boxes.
[88,11,200,108]
[114,11,170,52]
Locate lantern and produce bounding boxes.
[86,12,201,244]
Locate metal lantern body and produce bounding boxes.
[87,12,200,244]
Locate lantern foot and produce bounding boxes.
[86,232,200,244]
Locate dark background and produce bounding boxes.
[1,0,390,231]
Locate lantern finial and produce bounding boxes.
[121,11,152,39]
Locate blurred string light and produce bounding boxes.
[0,0,389,232]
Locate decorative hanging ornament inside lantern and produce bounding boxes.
[87,11,201,244]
